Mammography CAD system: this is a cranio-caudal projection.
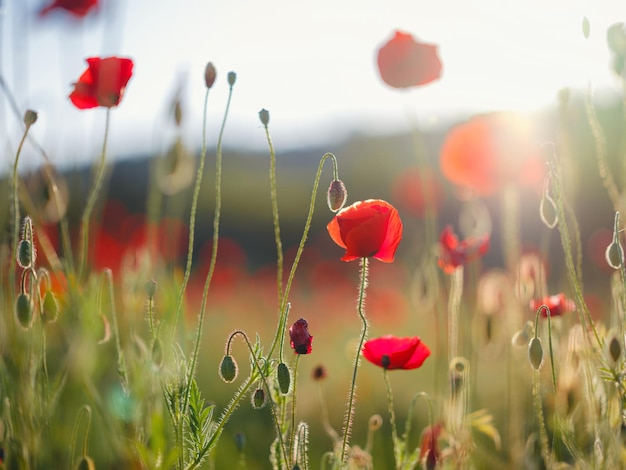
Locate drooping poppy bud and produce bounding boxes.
[251,388,266,409]
[528,337,544,370]
[41,291,59,323]
[219,355,238,383]
[326,179,348,212]
[15,293,34,330]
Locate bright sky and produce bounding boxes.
[1,0,624,171]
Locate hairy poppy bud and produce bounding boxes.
[204,62,217,89]
[23,110,38,127]
[15,293,34,330]
[219,355,238,383]
[289,318,313,354]
[327,179,348,212]
[17,239,34,269]
[606,239,624,269]
[528,337,544,370]
[145,279,157,299]
[228,71,237,86]
[41,291,58,323]
[251,388,266,409]
[277,362,291,395]
[259,108,270,126]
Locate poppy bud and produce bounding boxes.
[368,414,383,431]
[605,239,624,269]
[74,456,95,470]
[327,179,348,212]
[15,293,34,330]
[204,62,217,89]
[219,355,238,383]
[23,110,38,127]
[609,335,622,363]
[41,291,58,323]
[512,321,534,347]
[234,431,246,452]
[251,388,266,409]
[145,279,157,299]
[289,318,313,354]
[173,100,183,127]
[528,337,544,370]
[312,364,327,381]
[277,362,291,395]
[259,108,270,126]
[228,71,237,86]
[17,239,34,269]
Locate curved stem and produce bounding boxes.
[268,153,339,362]
[340,257,369,463]
[78,108,111,281]
[68,405,92,469]
[262,121,284,306]
[404,392,434,460]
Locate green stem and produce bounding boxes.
[448,266,463,361]
[383,369,401,470]
[78,108,111,281]
[532,370,551,468]
[10,122,33,302]
[267,153,339,362]
[340,257,369,464]
[172,88,212,334]
[289,355,301,466]
[262,120,284,305]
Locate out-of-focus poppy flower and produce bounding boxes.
[327,199,403,263]
[419,423,443,470]
[530,293,575,318]
[377,30,442,88]
[70,57,133,109]
[391,167,443,217]
[362,335,430,370]
[440,113,545,197]
[39,0,98,17]
[438,225,489,274]
[289,318,313,354]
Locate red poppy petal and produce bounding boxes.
[374,206,403,263]
[327,217,347,249]
[403,341,431,369]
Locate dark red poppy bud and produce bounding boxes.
[219,354,238,383]
[251,388,266,409]
[327,179,348,212]
[259,108,270,126]
[228,71,237,86]
[15,293,34,330]
[312,364,327,381]
[23,110,38,127]
[528,337,544,370]
[289,318,313,354]
[277,362,291,395]
[204,62,217,89]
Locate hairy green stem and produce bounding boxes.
[340,257,369,464]
[383,369,401,469]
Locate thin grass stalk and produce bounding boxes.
[78,108,111,281]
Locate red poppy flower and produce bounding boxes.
[327,199,403,263]
[440,113,545,197]
[362,335,430,370]
[377,30,442,89]
[419,423,443,470]
[39,0,98,17]
[530,293,575,318]
[438,225,489,274]
[69,57,134,109]
[289,318,313,354]
[391,167,443,217]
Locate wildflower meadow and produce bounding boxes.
[2,1,626,469]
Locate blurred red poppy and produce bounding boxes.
[530,293,575,318]
[327,199,403,263]
[440,113,545,197]
[70,57,134,109]
[419,423,443,470]
[289,318,313,354]
[391,166,443,217]
[377,30,442,88]
[39,0,98,17]
[438,225,489,274]
[362,335,430,370]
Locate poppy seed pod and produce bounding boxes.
[327,179,348,212]
[15,293,34,330]
[204,62,217,89]
[145,279,157,299]
[251,388,266,409]
[23,110,38,127]
[259,108,270,126]
[219,354,238,383]
[228,71,237,86]
[528,337,544,370]
[277,362,291,395]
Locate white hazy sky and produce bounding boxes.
[1,0,625,171]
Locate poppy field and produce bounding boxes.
[3,2,626,470]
